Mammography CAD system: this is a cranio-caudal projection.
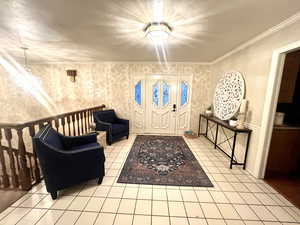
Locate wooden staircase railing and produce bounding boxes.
[0,104,105,191]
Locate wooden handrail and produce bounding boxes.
[0,104,105,191]
[0,104,105,129]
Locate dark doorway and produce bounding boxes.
[265,49,300,209]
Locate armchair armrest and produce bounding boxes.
[60,144,104,165]
[41,140,102,158]
[65,144,101,155]
[115,117,129,126]
[63,132,98,149]
[94,116,112,131]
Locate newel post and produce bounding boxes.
[17,128,32,190]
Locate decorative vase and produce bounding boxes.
[229,119,238,127]
[205,110,213,116]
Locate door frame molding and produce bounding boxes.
[255,40,300,178]
[130,72,193,134]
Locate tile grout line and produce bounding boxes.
[92,180,116,225]
[53,181,86,225]
[11,189,49,225]
[72,182,100,225]
[110,174,125,225]
[1,136,300,225]
[179,188,192,225]
[165,183,172,225]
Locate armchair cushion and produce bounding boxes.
[63,132,98,149]
[111,123,127,135]
[95,110,115,123]
[43,128,64,150]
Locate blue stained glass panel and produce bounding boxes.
[181,82,188,105]
[153,82,159,106]
[163,82,170,106]
[135,81,142,105]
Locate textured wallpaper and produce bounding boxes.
[0,62,212,133]
[208,19,300,176]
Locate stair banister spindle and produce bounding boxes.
[54,118,59,132]
[80,112,84,134]
[0,128,10,187]
[4,128,19,188]
[29,125,41,183]
[76,113,80,135]
[72,114,76,136]
[67,116,71,136]
[83,111,87,133]
[61,117,66,135]
[17,128,31,190]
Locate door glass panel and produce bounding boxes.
[162,81,170,106]
[153,82,159,106]
[135,81,142,105]
[181,82,188,105]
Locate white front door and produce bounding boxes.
[146,76,178,134]
[131,74,192,135]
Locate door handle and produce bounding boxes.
[172,104,177,112]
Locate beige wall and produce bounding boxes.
[210,20,300,176]
[0,62,212,132]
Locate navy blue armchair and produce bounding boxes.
[93,109,129,145]
[32,125,105,200]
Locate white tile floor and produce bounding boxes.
[1,135,300,225]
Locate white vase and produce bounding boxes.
[205,110,213,116]
[229,120,238,127]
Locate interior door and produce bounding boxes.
[146,76,178,134]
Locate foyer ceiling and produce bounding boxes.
[1,0,300,63]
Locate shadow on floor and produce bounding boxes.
[265,174,300,209]
[0,190,26,213]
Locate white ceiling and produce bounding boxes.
[1,0,300,63]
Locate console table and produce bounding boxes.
[198,114,252,169]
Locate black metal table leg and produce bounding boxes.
[198,115,202,136]
[198,114,252,170]
[205,118,208,137]
[230,132,237,169]
[214,124,219,149]
[243,131,252,169]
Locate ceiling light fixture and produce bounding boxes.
[144,22,172,43]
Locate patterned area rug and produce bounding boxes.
[117,135,213,187]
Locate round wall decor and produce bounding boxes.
[213,71,245,120]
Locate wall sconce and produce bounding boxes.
[66,70,77,82]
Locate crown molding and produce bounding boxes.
[211,11,300,65]
[29,61,211,65]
